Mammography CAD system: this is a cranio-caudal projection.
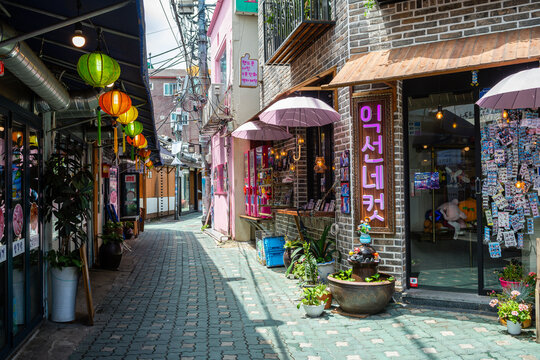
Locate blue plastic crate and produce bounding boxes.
[263,236,285,253]
[265,250,284,268]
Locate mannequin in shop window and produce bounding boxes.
[437,199,467,240]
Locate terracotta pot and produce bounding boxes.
[319,293,332,309]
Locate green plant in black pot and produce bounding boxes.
[123,221,134,238]
[43,148,93,322]
[99,221,124,270]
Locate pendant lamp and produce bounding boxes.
[99,90,131,116]
[124,121,143,138]
[77,52,120,88]
[139,149,151,159]
[127,134,147,148]
[117,106,138,125]
[145,160,154,169]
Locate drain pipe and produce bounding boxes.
[0,22,70,110]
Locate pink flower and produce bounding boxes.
[489,299,498,307]
[510,290,520,297]
[518,304,528,312]
[511,311,519,316]
[529,272,536,276]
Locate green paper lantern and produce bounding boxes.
[123,121,143,137]
[77,52,121,88]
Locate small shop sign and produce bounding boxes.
[13,239,25,257]
[353,92,394,233]
[235,0,257,14]
[0,244,6,264]
[0,60,4,77]
[240,54,258,88]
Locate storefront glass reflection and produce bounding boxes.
[181,169,190,212]
[408,92,478,292]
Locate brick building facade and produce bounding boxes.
[257,0,540,292]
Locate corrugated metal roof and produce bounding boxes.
[326,27,540,88]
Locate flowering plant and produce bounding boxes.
[490,282,534,306]
[489,286,532,324]
[497,262,536,286]
[356,218,371,235]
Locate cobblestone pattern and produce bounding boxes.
[68,217,540,360]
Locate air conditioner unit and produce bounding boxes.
[177,0,195,15]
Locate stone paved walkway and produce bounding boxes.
[69,215,539,360]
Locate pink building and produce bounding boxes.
[204,0,260,241]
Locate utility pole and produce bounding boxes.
[197,0,211,225]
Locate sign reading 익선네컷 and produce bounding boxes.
[354,93,394,234]
[240,54,258,88]
[235,0,257,14]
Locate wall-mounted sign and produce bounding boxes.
[235,0,257,14]
[240,54,258,88]
[0,244,6,264]
[353,93,394,233]
[125,175,136,183]
[0,61,4,77]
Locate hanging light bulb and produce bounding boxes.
[436,105,443,120]
[452,122,457,129]
[72,22,86,48]
[289,163,296,172]
[502,109,509,120]
[515,175,525,189]
[280,150,287,157]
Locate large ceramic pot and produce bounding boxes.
[51,266,79,322]
[317,260,335,283]
[302,303,325,318]
[506,320,522,335]
[99,242,123,270]
[328,273,395,314]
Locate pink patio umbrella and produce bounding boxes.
[231,120,292,141]
[259,96,340,127]
[476,67,540,109]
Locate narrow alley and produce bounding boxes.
[56,216,539,360]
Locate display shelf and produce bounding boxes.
[275,209,335,218]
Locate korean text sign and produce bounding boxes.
[240,54,258,88]
[354,93,394,233]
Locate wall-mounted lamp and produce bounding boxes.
[72,22,86,48]
[293,136,304,162]
[436,105,443,120]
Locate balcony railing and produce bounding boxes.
[263,0,335,64]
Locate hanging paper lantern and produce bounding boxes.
[145,160,153,168]
[124,121,143,138]
[116,106,138,125]
[127,134,147,148]
[77,52,120,88]
[99,90,131,116]
[139,149,151,158]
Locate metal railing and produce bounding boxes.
[263,0,334,63]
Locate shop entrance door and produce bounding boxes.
[407,91,480,292]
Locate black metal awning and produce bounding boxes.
[0,0,161,164]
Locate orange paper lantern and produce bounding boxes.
[145,160,153,168]
[99,90,131,116]
[127,134,147,148]
[139,149,151,158]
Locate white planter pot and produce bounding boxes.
[13,269,24,325]
[303,303,325,318]
[51,267,79,322]
[317,260,335,283]
[506,320,522,335]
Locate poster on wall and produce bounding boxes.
[240,54,258,88]
[110,167,119,215]
[340,150,350,214]
[353,93,394,233]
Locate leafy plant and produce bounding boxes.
[490,282,534,305]
[43,149,93,269]
[284,237,302,250]
[304,225,340,264]
[497,261,536,286]
[365,273,395,283]
[332,269,355,281]
[201,224,209,231]
[292,262,305,279]
[490,290,531,324]
[46,249,82,270]
[124,221,134,230]
[287,242,318,285]
[100,221,124,245]
[363,0,376,17]
[297,283,329,308]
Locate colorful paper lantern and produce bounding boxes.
[99,90,131,116]
[77,52,120,88]
[124,121,143,137]
[145,160,153,168]
[127,134,147,148]
[116,106,138,125]
[139,149,151,158]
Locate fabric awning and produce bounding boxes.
[326,27,540,88]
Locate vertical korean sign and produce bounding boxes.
[354,93,394,233]
[240,54,258,88]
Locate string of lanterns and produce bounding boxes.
[76,49,154,170]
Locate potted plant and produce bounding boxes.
[489,288,531,335]
[497,262,536,289]
[301,225,340,283]
[489,282,534,329]
[99,221,124,270]
[123,221,134,239]
[286,242,319,286]
[297,283,329,318]
[283,237,301,270]
[43,150,93,322]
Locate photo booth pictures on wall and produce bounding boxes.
[340,150,350,214]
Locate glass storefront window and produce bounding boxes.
[408,92,478,292]
[181,170,190,213]
[0,113,6,350]
[28,130,40,321]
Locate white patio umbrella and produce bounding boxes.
[231,120,292,141]
[259,96,340,127]
[476,67,540,109]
